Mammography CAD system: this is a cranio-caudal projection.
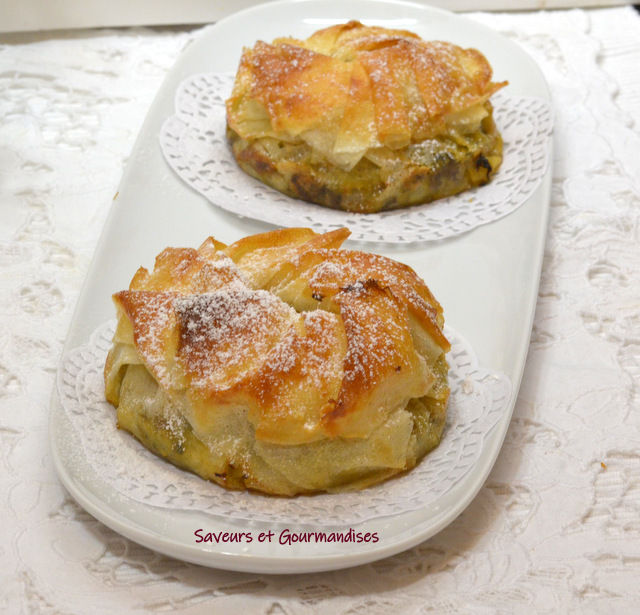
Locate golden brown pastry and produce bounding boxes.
[104,228,450,496]
[226,20,507,214]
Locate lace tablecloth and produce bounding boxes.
[2,6,640,614]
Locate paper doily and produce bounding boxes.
[57,320,511,526]
[159,72,553,243]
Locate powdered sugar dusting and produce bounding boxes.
[118,292,177,387]
[175,289,296,390]
[304,249,446,348]
[337,282,408,392]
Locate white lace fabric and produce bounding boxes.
[160,76,553,243]
[2,6,640,614]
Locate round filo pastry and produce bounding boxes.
[225,20,508,214]
[103,228,451,496]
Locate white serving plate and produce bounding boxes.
[49,0,552,574]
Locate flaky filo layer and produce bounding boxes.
[104,228,450,496]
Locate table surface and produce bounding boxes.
[1,5,640,614]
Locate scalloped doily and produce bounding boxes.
[57,320,511,526]
[159,72,553,243]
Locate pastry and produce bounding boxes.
[104,228,450,496]
[226,20,507,213]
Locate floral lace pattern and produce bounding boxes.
[57,320,510,525]
[160,73,553,243]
